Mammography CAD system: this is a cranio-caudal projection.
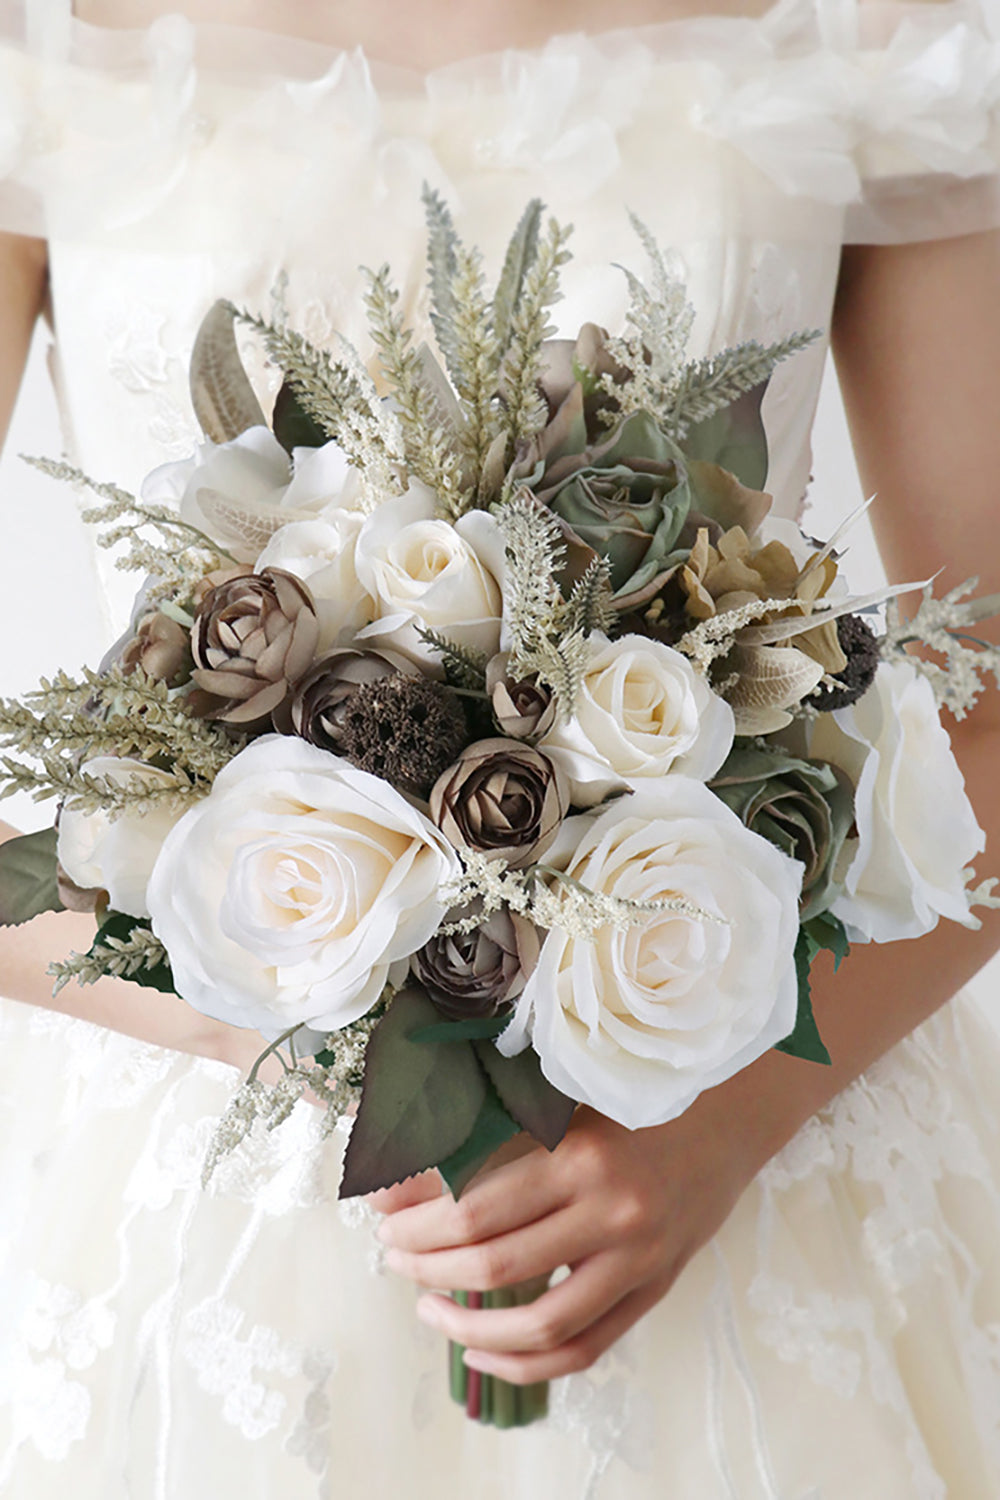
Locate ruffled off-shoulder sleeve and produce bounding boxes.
[0,0,998,248]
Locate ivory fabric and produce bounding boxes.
[1,0,1000,1493]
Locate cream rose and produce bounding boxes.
[57,758,190,918]
[808,661,984,943]
[354,486,504,668]
[498,778,802,1128]
[256,513,374,650]
[145,736,461,1038]
[142,427,361,563]
[538,633,734,807]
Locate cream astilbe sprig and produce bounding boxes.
[441,845,721,943]
[230,305,404,511]
[48,926,168,996]
[0,666,234,811]
[881,580,1000,720]
[495,490,605,719]
[363,263,468,513]
[5,665,237,781]
[599,214,820,439]
[22,456,236,592]
[201,1003,387,1184]
[497,212,573,455]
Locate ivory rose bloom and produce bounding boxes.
[354,486,505,668]
[142,427,361,562]
[57,758,190,918]
[498,778,802,1129]
[146,737,461,1037]
[256,513,374,650]
[808,661,984,942]
[538,633,734,806]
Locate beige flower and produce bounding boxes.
[430,738,568,869]
[190,567,320,726]
[412,903,541,1019]
[121,611,191,686]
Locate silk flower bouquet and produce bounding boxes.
[2,193,999,1428]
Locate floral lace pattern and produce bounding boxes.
[1,992,998,1497]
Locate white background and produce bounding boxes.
[2,328,998,1028]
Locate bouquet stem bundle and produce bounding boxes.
[449,1280,550,1427]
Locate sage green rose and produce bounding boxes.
[709,744,854,922]
[520,399,693,605]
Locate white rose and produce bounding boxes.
[256,514,373,650]
[498,777,802,1129]
[354,487,504,668]
[57,758,189,918]
[808,660,984,943]
[142,427,360,563]
[145,736,461,1038]
[538,633,734,807]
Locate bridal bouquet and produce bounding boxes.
[2,193,998,1428]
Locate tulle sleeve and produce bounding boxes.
[0,0,998,250]
[844,0,1000,244]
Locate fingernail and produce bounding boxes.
[383,1247,406,1272]
[375,1220,393,1245]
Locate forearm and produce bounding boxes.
[0,230,47,450]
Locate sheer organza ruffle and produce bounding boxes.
[0,0,998,249]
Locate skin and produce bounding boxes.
[2,1,998,1384]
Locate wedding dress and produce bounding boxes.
[2,1,1000,1494]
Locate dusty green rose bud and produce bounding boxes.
[710,744,854,921]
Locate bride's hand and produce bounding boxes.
[370,1091,761,1385]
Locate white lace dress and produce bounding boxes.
[2,1,1000,1494]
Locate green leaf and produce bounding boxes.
[339,989,487,1198]
[272,378,330,454]
[682,380,769,490]
[474,1041,576,1151]
[802,911,850,971]
[0,827,65,927]
[438,1078,521,1198]
[775,930,833,1066]
[411,1016,510,1045]
[90,912,177,994]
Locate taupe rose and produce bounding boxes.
[486,654,556,740]
[412,903,541,1019]
[190,566,320,726]
[121,611,191,686]
[289,647,417,752]
[429,738,568,869]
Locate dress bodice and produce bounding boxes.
[1,0,999,627]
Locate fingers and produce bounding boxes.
[366,1169,443,1216]
[413,1252,671,1383]
[382,1200,606,1292]
[460,1272,671,1385]
[376,1141,568,1254]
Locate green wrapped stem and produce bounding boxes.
[447,1279,550,1428]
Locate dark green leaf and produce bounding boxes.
[438,1079,521,1198]
[775,930,833,1065]
[411,1016,510,1045]
[90,911,177,994]
[0,826,64,927]
[272,378,330,454]
[682,380,769,490]
[474,1041,576,1150]
[339,989,487,1198]
[802,911,850,971]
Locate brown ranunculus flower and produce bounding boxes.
[289,647,418,752]
[429,737,568,868]
[486,653,556,740]
[121,610,192,686]
[190,567,320,726]
[412,903,541,1020]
